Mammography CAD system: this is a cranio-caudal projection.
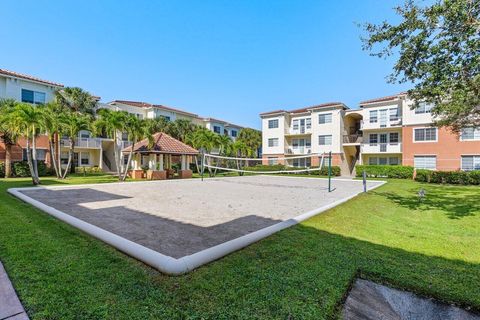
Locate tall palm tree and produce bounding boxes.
[213,134,233,176]
[0,99,19,178]
[232,140,250,175]
[144,117,169,136]
[60,111,92,179]
[121,115,147,181]
[55,87,97,115]
[186,128,220,176]
[237,128,262,158]
[9,103,44,185]
[166,119,196,142]
[93,108,128,178]
[39,102,64,178]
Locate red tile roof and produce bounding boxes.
[0,68,64,87]
[122,132,199,155]
[110,100,198,117]
[359,92,407,106]
[260,102,346,116]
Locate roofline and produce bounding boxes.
[0,68,64,87]
[260,102,347,117]
[359,92,407,107]
[109,100,198,117]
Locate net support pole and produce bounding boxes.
[363,170,367,193]
[328,151,332,192]
[201,151,205,181]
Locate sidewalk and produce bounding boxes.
[0,261,29,320]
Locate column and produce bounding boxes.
[181,155,186,170]
[99,149,103,170]
[159,154,164,171]
[149,154,156,170]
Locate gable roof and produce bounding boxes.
[0,68,64,87]
[260,102,347,117]
[109,100,198,117]
[359,92,407,106]
[122,132,199,155]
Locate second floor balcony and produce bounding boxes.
[285,146,312,155]
[361,142,402,154]
[361,117,403,130]
[61,137,102,149]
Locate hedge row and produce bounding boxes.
[242,164,341,176]
[75,166,103,174]
[355,165,414,179]
[415,169,480,185]
[0,161,51,178]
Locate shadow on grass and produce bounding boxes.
[374,185,480,219]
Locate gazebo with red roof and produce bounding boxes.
[122,132,199,179]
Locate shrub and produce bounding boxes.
[415,169,480,185]
[0,162,4,177]
[355,165,414,179]
[74,166,102,174]
[13,161,49,177]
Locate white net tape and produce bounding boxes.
[202,153,330,175]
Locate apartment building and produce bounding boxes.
[261,93,480,175]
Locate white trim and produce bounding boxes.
[8,177,386,275]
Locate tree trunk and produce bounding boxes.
[32,129,39,179]
[25,137,39,185]
[4,143,12,178]
[55,133,63,178]
[49,135,60,178]
[121,141,135,181]
[113,131,122,180]
[62,139,74,179]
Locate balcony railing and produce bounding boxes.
[361,143,402,154]
[61,138,102,149]
[285,147,312,155]
[361,118,402,129]
[287,127,312,135]
[343,134,363,144]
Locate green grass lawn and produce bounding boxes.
[0,175,479,319]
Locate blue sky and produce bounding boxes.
[0,1,408,128]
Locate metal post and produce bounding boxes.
[363,170,367,193]
[328,151,332,192]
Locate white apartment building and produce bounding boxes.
[261,93,480,175]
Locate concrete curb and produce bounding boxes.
[0,261,29,320]
[8,179,386,275]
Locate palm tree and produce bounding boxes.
[39,102,64,178]
[237,128,262,158]
[0,99,19,178]
[121,115,147,181]
[55,87,97,115]
[9,103,44,184]
[144,117,169,136]
[166,119,196,142]
[186,128,221,176]
[93,108,128,178]
[232,140,250,175]
[60,111,92,179]
[213,134,233,176]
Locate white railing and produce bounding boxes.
[285,147,312,155]
[361,118,402,130]
[287,127,312,135]
[361,143,402,154]
[61,138,102,149]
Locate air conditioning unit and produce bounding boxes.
[307,149,312,154]
[287,148,293,154]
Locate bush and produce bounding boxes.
[415,169,480,185]
[241,164,341,176]
[0,162,4,177]
[355,165,414,179]
[74,166,102,174]
[13,161,49,177]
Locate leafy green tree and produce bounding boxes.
[60,112,92,179]
[0,99,19,178]
[144,117,170,136]
[121,115,147,181]
[237,128,261,158]
[9,103,44,184]
[55,87,97,115]
[166,119,197,142]
[39,102,64,178]
[362,0,480,131]
[93,108,128,179]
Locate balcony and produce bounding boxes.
[343,134,363,144]
[61,138,102,149]
[361,117,403,130]
[361,143,402,154]
[285,147,312,155]
[286,127,312,136]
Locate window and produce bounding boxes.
[268,119,279,129]
[135,113,143,119]
[389,132,399,143]
[213,126,221,134]
[22,149,46,161]
[369,134,378,144]
[378,157,388,165]
[21,89,46,104]
[369,110,378,123]
[121,132,129,141]
[268,157,278,165]
[141,155,149,166]
[318,135,332,145]
[415,102,434,114]
[461,156,480,171]
[414,156,436,170]
[80,152,90,165]
[159,115,171,122]
[369,157,378,165]
[231,130,237,137]
[461,128,480,141]
[268,138,279,147]
[389,108,399,121]
[414,128,437,142]
[318,113,332,124]
[389,157,399,165]
[292,157,311,168]
[292,119,299,130]
[123,154,129,165]
[61,152,69,165]
[80,131,91,139]
[306,118,312,129]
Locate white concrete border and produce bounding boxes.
[7,177,386,275]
